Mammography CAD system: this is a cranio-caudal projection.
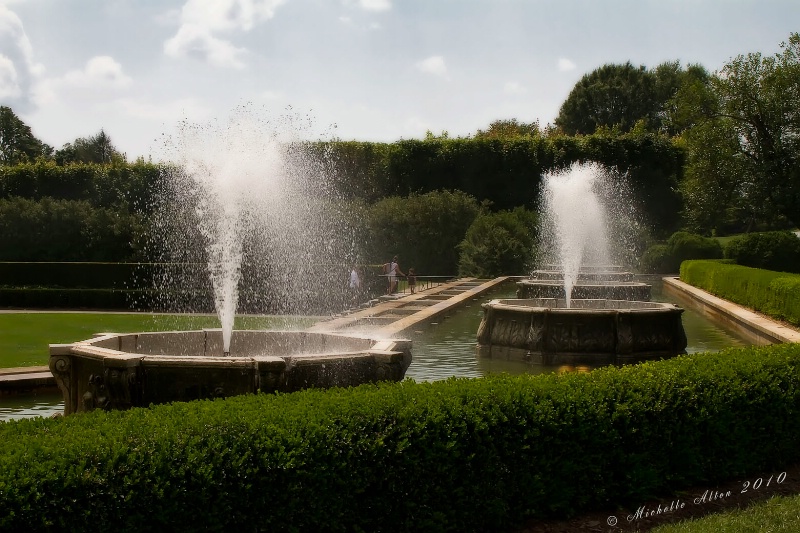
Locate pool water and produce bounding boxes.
[0,281,751,421]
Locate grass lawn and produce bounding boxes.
[652,493,800,532]
[0,313,319,368]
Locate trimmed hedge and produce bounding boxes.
[0,262,147,289]
[724,231,800,273]
[2,344,800,532]
[681,260,800,326]
[639,232,723,274]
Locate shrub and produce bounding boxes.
[639,243,672,273]
[725,231,800,273]
[639,232,723,273]
[457,207,538,277]
[366,190,481,275]
[680,260,800,326]
[2,344,800,532]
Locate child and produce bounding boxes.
[407,267,417,294]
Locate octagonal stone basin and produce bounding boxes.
[516,279,652,301]
[476,298,687,366]
[49,329,412,415]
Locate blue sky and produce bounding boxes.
[1,0,797,160]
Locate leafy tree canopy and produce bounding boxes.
[474,119,540,139]
[55,129,126,165]
[0,106,52,165]
[674,32,800,231]
[555,61,709,136]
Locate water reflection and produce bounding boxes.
[0,390,63,422]
[405,282,750,383]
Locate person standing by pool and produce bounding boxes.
[349,265,361,303]
[385,255,405,294]
[407,267,417,294]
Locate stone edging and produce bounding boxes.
[662,276,800,345]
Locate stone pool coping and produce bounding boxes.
[662,276,800,344]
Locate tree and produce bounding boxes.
[0,106,52,165]
[555,61,709,136]
[555,62,657,135]
[458,208,538,277]
[474,119,540,139]
[673,33,800,231]
[55,129,125,164]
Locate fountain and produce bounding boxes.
[49,107,411,415]
[477,162,686,364]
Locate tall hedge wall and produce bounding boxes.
[320,133,684,235]
[2,344,799,532]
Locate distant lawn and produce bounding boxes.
[652,493,800,532]
[713,234,739,247]
[0,313,319,368]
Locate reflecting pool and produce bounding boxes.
[0,281,752,421]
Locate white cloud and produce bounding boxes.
[165,0,285,67]
[260,90,283,100]
[0,4,43,112]
[558,57,576,72]
[0,55,20,99]
[358,0,391,12]
[504,81,526,95]
[164,24,247,68]
[113,97,211,123]
[416,55,448,79]
[36,56,132,106]
[62,56,132,88]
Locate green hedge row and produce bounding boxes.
[2,344,799,532]
[0,262,148,289]
[639,232,724,273]
[0,160,161,213]
[322,134,684,235]
[724,231,800,273]
[0,288,143,310]
[680,260,800,326]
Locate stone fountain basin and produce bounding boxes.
[476,298,687,365]
[49,329,412,415]
[528,269,635,282]
[516,279,652,301]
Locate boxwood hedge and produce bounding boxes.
[2,344,800,532]
[681,260,800,326]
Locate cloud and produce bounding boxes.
[164,24,247,68]
[416,55,448,79]
[358,0,391,11]
[36,56,132,107]
[558,57,576,72]
[0,4,44,112]
[504,81,526,95]
[62,56,132,88]
[113,96,211,122]
[164,0,286,67]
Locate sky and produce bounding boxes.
[0,0,797,161]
